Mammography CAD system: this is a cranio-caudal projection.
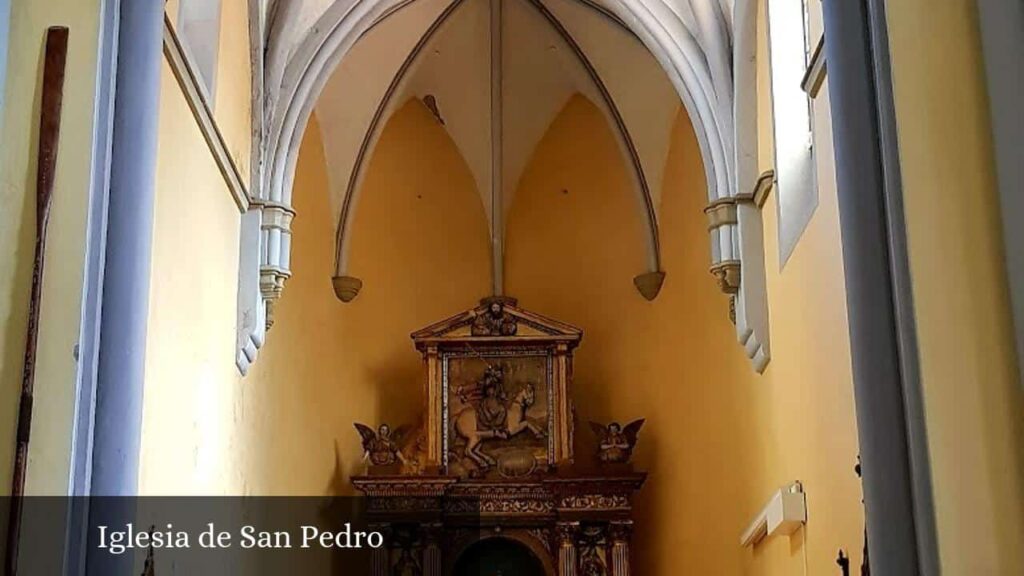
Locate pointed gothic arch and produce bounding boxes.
[236,0,772,375]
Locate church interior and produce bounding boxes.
[1,0,1023,574]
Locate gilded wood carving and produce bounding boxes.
[351,297,648,576]
[412,297,581,473]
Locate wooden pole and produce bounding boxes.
[5,26,69,576]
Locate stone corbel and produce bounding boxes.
[705,197,741,294]
[705,169,775,374]
[235,199,296,375]
[256,199,295,328]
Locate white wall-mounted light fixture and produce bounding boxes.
[740,481,807,548]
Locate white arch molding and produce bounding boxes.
[236,0,772,374]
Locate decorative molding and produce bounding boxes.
[162,13,249,212]
[801,35,827,98]
[709,260,741,295]
[740,482,807,547]
[254,196,296,332]
[704,197,739,230]
[254,199,295,303]
[704,198,741,294]
[352,476,458,498]
[558,493,630,511]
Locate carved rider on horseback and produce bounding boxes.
[475,366,508,435]
[453,364,543,471]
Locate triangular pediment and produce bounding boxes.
[411,296,582,345]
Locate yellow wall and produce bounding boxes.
[502,94,862,575]
[138,56,245,494]
[0,0,102,495]
[887,0,1024,572]
[506,95,761,574]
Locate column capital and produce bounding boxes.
[556,521,580,545]
[609,521,633,543]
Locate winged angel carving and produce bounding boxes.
[354,423,412,467]
[589,419,645,464]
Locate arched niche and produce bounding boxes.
[449,533,555,576]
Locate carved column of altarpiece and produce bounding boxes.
[352,297,646,576]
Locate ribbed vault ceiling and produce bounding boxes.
[244,0,776,372]
[308,0,682,274]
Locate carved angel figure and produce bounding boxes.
[589,419,645,464]
[354,423,410,467]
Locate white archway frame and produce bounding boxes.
[236,0,772,375]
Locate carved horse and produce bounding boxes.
[453,382,545,470]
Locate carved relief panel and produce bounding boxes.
[412,297,581,475]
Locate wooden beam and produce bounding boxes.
[5,26,69,576]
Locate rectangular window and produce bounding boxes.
[178,0,224,104]
[766,0,819,264]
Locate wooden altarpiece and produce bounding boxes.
[352,297,646,576]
